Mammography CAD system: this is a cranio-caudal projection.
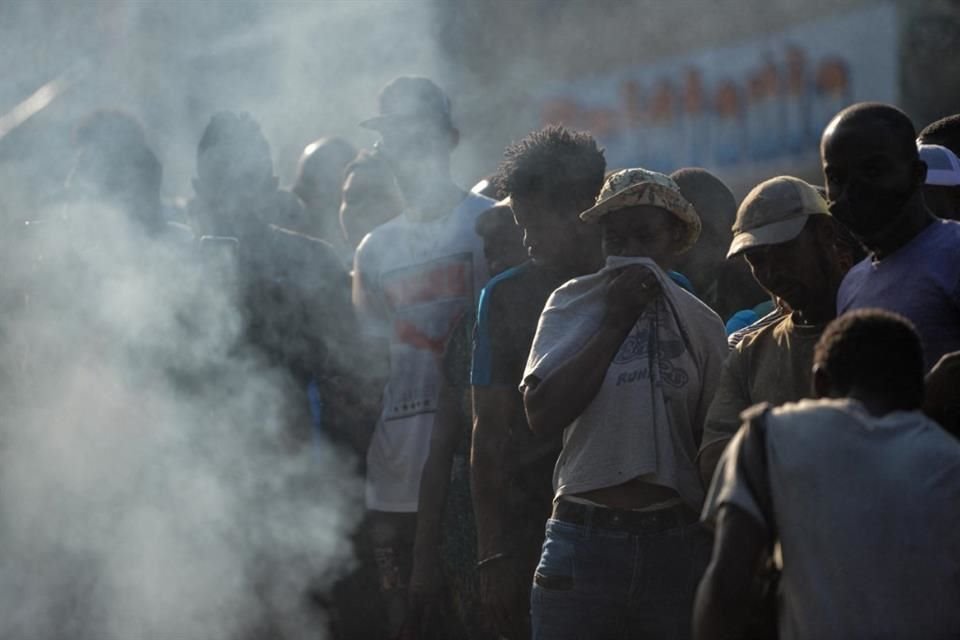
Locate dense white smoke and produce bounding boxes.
[0,204,363,639]
[0,3,451,636]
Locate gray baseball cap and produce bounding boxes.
[727,176,830,259]
[360,76,453,131]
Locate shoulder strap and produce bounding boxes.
[737,403,777,543]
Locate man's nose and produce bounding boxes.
[749,251,772,279]
[757,262,776,284]
[828,184,848,207]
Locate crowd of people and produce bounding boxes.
[4,73,960,640]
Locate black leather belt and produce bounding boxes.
[552,499,699,535]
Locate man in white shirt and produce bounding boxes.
[352,76,493,638]
[696,309,960,640]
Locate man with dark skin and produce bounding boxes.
[292,136,357,258]
[188,112,307,247]
[66,110,183,241]
[522,169,725,638]
[823,104,934,261]
[469,126,604,639]
[824,102,960,371]
[337,149,400,254]
[697,177,851,485]
[670,167,767,320]
[694,310,960,639]
[406,201,525,639]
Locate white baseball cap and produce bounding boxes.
[919,143,960,186]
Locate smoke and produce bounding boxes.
[0,4,461,635]
[0,203,363,640]
[0,1,450,206]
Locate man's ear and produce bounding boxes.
[914,157,929,188]
[816,216,838,247]
[812,363,831,399]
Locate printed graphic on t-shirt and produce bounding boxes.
[380,252,474,421]
[612,318,689,388]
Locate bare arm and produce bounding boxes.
[350,241,391,451]
[470,386,517,558]
[523,320,634,436]
[697,440,729,490]
[410,379,464,593]
[470,385,537,636]
[693,505,768,640]
[698,351,750,487]
[524,266,660,436]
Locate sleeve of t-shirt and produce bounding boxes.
[470,281,496,386]
[700,347,752,453]
[693,318,729,445]
[351,234,389,340]
[519,290,561,393]
[836,259,868,314]
[472,282,518,387]
[701,422,768,532]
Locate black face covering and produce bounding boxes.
[828,177,916,241]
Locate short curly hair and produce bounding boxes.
[814,308,924,410]
[918,113,960,155]
[494,125,605,207]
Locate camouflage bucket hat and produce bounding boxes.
[579,167,702,253]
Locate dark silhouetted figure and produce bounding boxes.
[353,76,494,640]
[408,199,525,640]
[696,309,960,639]
[671,167,767,320]
[470,125,605,640]
[66,110,184,240]
[338,148,401,255]
[823,102,960,370]
[293,136,357,258]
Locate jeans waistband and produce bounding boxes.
[552,498,699,535]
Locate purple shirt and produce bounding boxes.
[837,219,960,370]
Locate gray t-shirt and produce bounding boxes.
[522,257,726,509]
[703,398,960,640]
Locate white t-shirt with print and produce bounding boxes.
[354,193,493,512]
[522,257,727,510]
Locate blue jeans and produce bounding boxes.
[530,514,712,639]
